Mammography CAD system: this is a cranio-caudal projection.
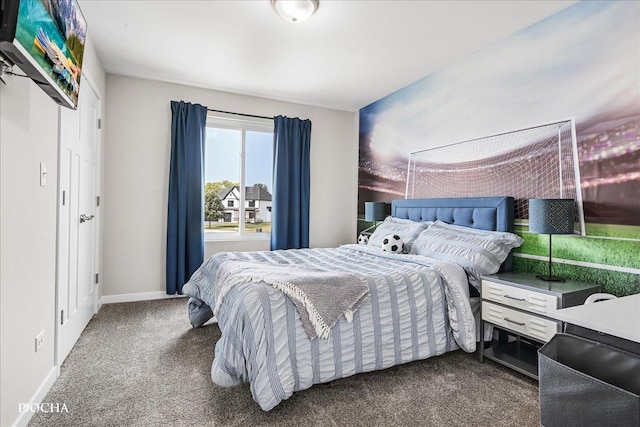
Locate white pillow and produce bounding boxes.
[410,220,523,288]
[367,217,432,253]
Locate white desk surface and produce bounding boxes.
[549,294,640,344]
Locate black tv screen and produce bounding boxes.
[0,0,87,109]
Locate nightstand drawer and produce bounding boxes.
[482,280,558,315]
[482,301,560,342]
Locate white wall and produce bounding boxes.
[0,70,59,427]
[103,74,358,297]
[0,36,105,427]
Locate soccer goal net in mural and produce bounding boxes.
[406,119,585,234]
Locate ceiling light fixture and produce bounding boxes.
[272,0,319,24]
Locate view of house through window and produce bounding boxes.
[204,116,273,239]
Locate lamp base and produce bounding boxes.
[535,274,566,282]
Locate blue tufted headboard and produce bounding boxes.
[391,196,515,272]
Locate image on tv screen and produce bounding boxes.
[15,0,87,107]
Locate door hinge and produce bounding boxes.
[60,310,64,325]
[62,190,66,206]
[95,273,99,284]
[97,118,102,129]
[96,196,100,207]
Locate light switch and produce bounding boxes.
[40,162,47,187]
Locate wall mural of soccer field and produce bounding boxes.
[358,1,640,296]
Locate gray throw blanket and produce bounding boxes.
[214,260,370,340]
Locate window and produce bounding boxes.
[204,115,273,240]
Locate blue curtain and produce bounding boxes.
[271,115,312,250]
[166,101,207,294]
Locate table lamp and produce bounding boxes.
[363,201,386,233]
[528,198,575,282]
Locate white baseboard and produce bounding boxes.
[99,291,188,306]
[12,366,58,427]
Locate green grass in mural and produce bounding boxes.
[585,223,640,239]
[513,257,640,297]
[357,219,377,235]
[514,226,640,270]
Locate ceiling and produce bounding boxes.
[78,0,576,112]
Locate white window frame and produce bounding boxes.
[204,114,273,242]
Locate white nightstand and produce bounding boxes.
[478,272,601,379]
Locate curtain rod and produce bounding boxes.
[207,108,273,121]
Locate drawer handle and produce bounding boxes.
[504,295,526,302]
[504,318,526,326]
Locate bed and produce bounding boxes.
[182,196,519,411]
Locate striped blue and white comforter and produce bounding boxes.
[183,244,476,411]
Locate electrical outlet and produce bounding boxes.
[35,330,45,352]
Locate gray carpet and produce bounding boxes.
[29,298,540,426]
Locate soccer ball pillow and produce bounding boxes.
[381,234,404,253]
[357,233,369,245]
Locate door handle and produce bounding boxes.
[80,214,95,223]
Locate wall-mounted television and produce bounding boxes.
[0,0,87,109]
